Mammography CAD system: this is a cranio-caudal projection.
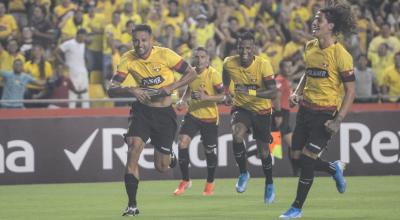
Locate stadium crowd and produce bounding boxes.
[0,0,399,108]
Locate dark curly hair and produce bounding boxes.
[320,2,356,37]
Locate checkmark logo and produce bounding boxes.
[64,129,99,171]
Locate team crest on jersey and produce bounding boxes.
[305,68,329,78]
[152,65,162,72]
[141,75,165,86]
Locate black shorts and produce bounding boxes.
[179,114,218,147]
[126,102,177,154]
[292,106,335,154]
[231,107,271,143]
[271,108,292,135]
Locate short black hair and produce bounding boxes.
[238,31,255,42]
[132,24,152,35]
[76,28,87,35]
[194,46,208,55]
[279,58,292,70]
[168,0,178,5]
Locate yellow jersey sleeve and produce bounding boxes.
[211,67,223,89]
[261,58,275,80]
[336,46,355,82]
[164,48,186,74]
[112,52,132,83]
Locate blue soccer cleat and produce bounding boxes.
[332,160,346,193]
[235,171,250,193]
[264,183,275,204]
[279,207,302,219]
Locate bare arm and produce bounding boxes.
[336,81,356,120]
[160,65,197,95]
[54,48,66,66]
[324,80,356,135]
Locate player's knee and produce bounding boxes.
[232,124,247,143]
[154,161,169,173]
[232,130,246,143]
[178,135,191,149]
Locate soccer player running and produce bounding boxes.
[280,3,356,219]
[223,31,281,204]
[107,24,197,216]
[173,47,225,196]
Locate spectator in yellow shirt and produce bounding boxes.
[85,3,105,72]
[164,0,184,37]
[189,14,215,47]
[0,2,18,42]
[146,0,164,38]
[368,43,395,85]
[60,7,89,41]
[24,44,54,107]
[54,0,76,26]
[0,39,25,72]
[368,23,400,60]
[382,52,400,102]
[103,12,122,83]
[119,1,142,32]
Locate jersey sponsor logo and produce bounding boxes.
[305,68,329,78]
[141,75,165,86]
[235,84,259,90]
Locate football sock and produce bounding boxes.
[124,174,139,207]
[205,146,217,183]
[314,157,336,175]
[233,142,247,173]
[292,155,315,209]
[178,148,190,181]
[261,153,273,184]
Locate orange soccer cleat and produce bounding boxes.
[173,180,192,196]
[202,182,215,196]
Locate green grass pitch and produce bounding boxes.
[0,176,399,220]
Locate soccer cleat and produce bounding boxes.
[235,171,250,193]
[332,160,346,193]
[122,206,140,216]
[173,180,192,196]
[279,207,302,219]
[202,182,215,196]
[264,183,275,204]
[169,151,177,168]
